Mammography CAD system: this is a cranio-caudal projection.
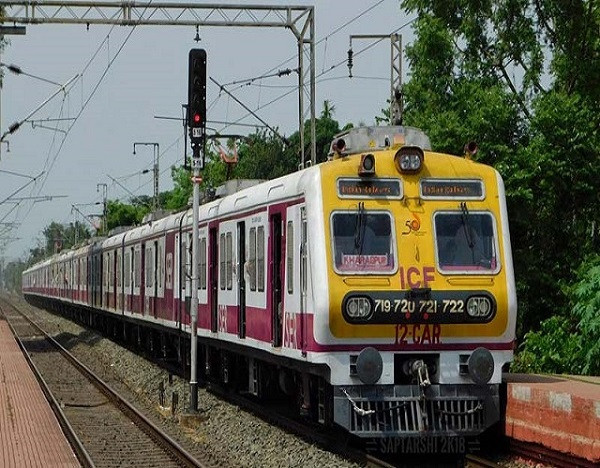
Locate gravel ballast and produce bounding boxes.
[10,295,360,468]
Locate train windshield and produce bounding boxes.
[331,211,395,274]
[434,212,498,273]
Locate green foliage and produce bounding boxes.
[2,260,27,292]
[511,316,585,374]
[105,199,150,231]
[401,2,600,352]
[42,221,91,253]
[513,255,600,375]
[163,166,193,211]
[568,256,600,374]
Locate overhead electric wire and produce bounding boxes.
[230,0,388,92]
[216,16,416,135]
[10,2,156,247]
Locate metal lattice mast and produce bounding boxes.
[0,0,317,164]
[349,33,403,125]
[390,33,402,125]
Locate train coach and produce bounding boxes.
[23,125,516,439]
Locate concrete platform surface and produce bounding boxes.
[0,320,79,467]
[504,372,600,463]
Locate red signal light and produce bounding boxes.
[193,113,201,123]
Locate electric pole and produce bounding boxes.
[0,1,316,165]
[348,33,403,125]
[96,183,107,235]
[133,142,160,211]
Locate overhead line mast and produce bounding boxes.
[0,0,317,166]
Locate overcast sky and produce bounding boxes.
[0,0,415,261]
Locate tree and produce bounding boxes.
[105,200,150,231]
[163,166,193,211]
[42,221,91,253]
[399,1,600,340]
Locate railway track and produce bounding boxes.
[9,295,591,468]
[0,298,207,468]
[207,381,502,468]
[508,439,597,468]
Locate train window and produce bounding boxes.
[257,226,265,292]
[249,228,257,291]
[220,233,226,290]
[124,251,131,288]
[117,252,122,288]
[331,211,396,274]
[109,253,113,288]
[146,247,154,288]
[226,233,233,290]
[135,250,141,288]
[434,212,498,273]
[157,241,163,290]
[199,237,207,290]
[287,221,294,294]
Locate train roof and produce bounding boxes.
[329,125,431,157]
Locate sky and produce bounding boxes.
[0,0,415,261]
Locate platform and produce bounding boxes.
[504,373,600,463]
[0,319,79,467]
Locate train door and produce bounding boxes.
[175,232,181,327]
[140,243,146,315]
[153,240,159,319]
[270,213,283,347]
[117,250,122,312]
[97,253,103,308]
[209,227,218,332]
[237,221,246,338]
[102,253,106,308]
[300,207,308,355]
[185,232,192,320]
[113,250,118,310]
[144,243,153,317]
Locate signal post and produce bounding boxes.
[188,48,206,412]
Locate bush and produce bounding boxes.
[513,255,600,375]
[511,316,585,374]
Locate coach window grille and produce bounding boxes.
[249,228,257,291]
[186,233,193,293]
[257,226,265,292]
[200,237,207,290]
[157,242,162,291]
[287,221,294,294]
[226,232,233,290]
[148,247,154,288]
[135,250,140,288]
[220,233,226,290]
[124,252,130,289]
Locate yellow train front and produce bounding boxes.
[309,126,516,438]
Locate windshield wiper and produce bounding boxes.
[460,202,477,263]
[354,202,366,255]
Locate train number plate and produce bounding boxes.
[342,291,496,324]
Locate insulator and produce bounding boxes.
[347,48,353,78]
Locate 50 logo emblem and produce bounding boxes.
[402,213,422,235]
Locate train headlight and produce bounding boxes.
[356,347,383,384]
[394,146,424,174]
[358,153,376,177]
[468,347,494,385]
[466,296,492,318]
[345,296,373,319]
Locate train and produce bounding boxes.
[22,125,516,439]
